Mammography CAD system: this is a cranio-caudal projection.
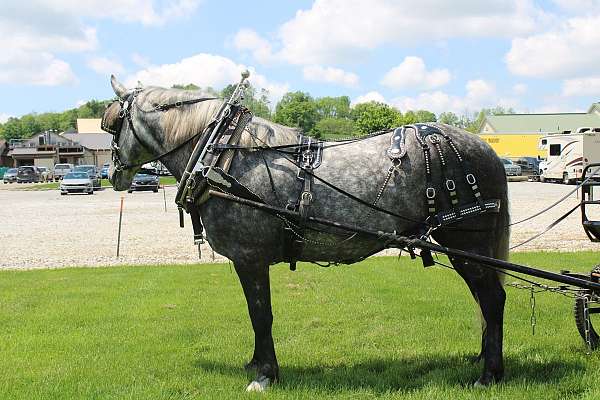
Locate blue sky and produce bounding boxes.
[2,0,600,121]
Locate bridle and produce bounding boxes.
[107,90,217,173]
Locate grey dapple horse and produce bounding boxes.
[107,76,510,391]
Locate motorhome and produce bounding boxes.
[539,127,600,183]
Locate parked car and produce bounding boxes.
[510,157,542,176]
[501,158,522,176]
[128,170,159,193]
[37,166,53,182]
[73,165,101,189]
[100,163,110,179]
[53,163,74,181]
[3,168,18,184]
[16,166,41,183]
[60,172,94,195]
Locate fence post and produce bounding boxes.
[116,195,124,257]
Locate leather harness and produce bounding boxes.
[104,83,499,269]
[284,136,323,270]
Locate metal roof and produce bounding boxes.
[8,148,55,156]
[63,133,112,150]
[483,112,600,134]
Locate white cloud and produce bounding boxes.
[87,56,125,76]
[0,51,77,86]
[391,79,499,114]
[562,77,600,96]
[513,83,528,95]
[552,0,600,13]
[131,53,152,68]
[233,29,275,64]
[0,113,11,123]
[125,53,289,105]
[506,15,600,78]
[352,91,387,106]
[302,65,359,87]
[33,0,203,26]
[381,56,451,90]
[271,0,545,65]
[0,0,201,86]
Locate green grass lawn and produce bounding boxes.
[2,252,600,399]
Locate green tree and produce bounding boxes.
[274,91,318,133]
[172,83,201,91]
[221,84,271,119]
[315,96,351,119]
[414,110,436,122]
[312,117,357,138]
[403,110,417,125]
[1,118,25,140]
[438,112,460,126]
[351,101,403,134]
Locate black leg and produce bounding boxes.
[234,262,279,389]
[452,259,506,385]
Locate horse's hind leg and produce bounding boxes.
[234,262,279,392]
[451,257,506,386]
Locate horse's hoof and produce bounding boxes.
[473,380,488,388]
[246,376,270,392]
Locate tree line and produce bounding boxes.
[0,83,515,141]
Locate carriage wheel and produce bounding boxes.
[574,265,600,350]
[574,296,600,350]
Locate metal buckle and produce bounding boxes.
[466,173,476,185]
[426,187,436,199]
[175,101,183,107]
[428,134,440,144]
[446,179,456,191]
[301,191,313,203]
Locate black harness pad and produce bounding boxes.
[101,101,124,134]
[202,167,264,204]
[387,126,408,161]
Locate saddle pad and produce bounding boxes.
[101,101,124,135]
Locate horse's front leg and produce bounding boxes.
[234,262,279,392]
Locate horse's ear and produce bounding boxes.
[111,75,128,98]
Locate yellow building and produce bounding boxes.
[477,103,600,157]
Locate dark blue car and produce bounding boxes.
[101,163,110,179]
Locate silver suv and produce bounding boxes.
[53,163,74,181]
[501,158,522,176]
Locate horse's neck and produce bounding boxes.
[159,141,194,181]
[158,117,299,181]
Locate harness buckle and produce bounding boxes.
[466,173,477,185]
[426,187,436,199]
[445,179,456,191]
[428,134,440,144]
[301,191,313,204]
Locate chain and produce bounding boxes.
[530,287,536,336]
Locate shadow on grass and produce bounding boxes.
[194,354,584,393]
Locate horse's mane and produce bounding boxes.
[135,86,299,148]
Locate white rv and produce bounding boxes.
[539,127,600,183]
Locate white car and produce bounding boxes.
[60,172,94,195]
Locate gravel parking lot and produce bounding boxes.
[0,181,598,270]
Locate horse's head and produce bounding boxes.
[104,75,155,191]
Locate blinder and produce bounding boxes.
[101,100,125,135]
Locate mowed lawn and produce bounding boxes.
[2,253,600,399]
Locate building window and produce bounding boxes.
[549,144,561,156]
